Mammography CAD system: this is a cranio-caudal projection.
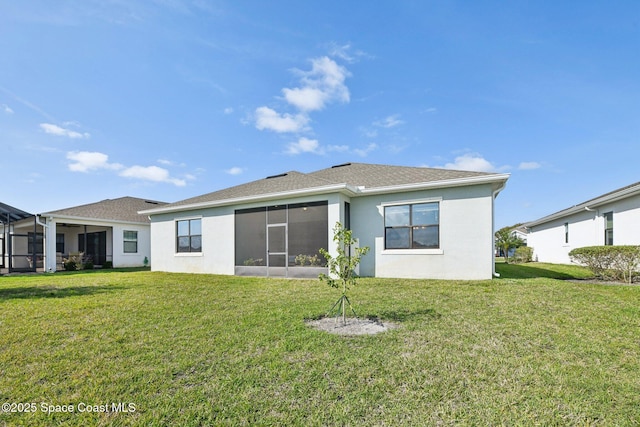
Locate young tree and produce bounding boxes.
[495,226,525,263]
[319,222,370,324]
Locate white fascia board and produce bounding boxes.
[140,184,359,216]
[39,214,150,227]
[357,174,510,196]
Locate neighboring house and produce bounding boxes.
[1,202,36,273]
[512,225,528,245]
[3,197,166,273]
[525,181,640,264]
[495,225,528,259]
[141,162,509,280]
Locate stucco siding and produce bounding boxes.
[150,194,344,275]
[150,207,235,275]
[351,184,495,280]
[112,224,152,268]
[528,193,640,264]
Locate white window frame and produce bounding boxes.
[175,216,203,255]
[381,198,444,255]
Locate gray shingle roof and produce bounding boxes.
[42,197,167,223]
[153,162,504,212]
[525,180,640,227]
[309,162,492,188]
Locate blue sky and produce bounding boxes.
[1,1,638,229]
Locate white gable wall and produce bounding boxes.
[527,193,640,264]
[351,183,495,280]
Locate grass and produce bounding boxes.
[1,265,639,426]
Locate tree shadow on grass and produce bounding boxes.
[0,285,128,301]
[495,263,581,280]
[367,308,441,323]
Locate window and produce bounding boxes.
[604,212,613,245]
[564,222,569,244]
[123,230,138,253]
[177,219,202,253]
[56,233,65,253]
[384,202,439,249]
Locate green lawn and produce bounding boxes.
[1,265,639,426]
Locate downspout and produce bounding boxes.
[35,215,51,273]
[35,214,49,229]
[492,181,508,278]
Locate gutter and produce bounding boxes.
[35,214,49,229]
[139,183,361,215]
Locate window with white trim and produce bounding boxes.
[384,202,439,249]
[604,212,613,246]
[177,219,202,253]
[123,230,138,253]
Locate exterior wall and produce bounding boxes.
[150,206,235,275]
[350,184,496,280]
[149,185,497,280]
[150,193,344,275]
[527,193,640,264]
[112,224,151,268]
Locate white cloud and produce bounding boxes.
[225,166,244,175]
[327,42,371,63]
[224,107,234,114]
[282,56,351,111]
[326,144,350,152]
[354,143,378,157]
[2,104,13,114]
[282,87,328,112]
[254,55,351,140]
[119,165,186,187]
[374,114,404,128]
[254,106,309,133]
[286,137,321,155]
[518,161,541,170]
[438,153,499,172]
[40,123,90,139]
[67,151,187,186]
[66,151,123,172]
[282,56,350,112]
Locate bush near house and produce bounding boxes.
[569,245,640,283]
[512,246,534,264]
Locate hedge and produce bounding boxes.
[569,245,640,283]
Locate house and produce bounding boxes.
[525,181,640,264]
[1,202,37,273]
[141,163,509,280]
[2,197,166,273]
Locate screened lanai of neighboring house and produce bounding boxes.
[0,202,38,273]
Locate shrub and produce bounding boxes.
[83,260,94,270]
[512,246,533,263]
[569,245,640,283]
[103,261,113,269]
[63,259,77,271]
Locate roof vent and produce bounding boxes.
[331,162,352,168]
[266,172,288,179]
[144,200,160,205]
